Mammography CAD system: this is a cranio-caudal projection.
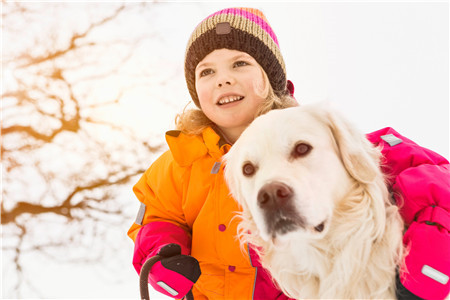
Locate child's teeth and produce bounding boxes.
[219,96,243,105]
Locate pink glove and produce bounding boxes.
[392,163,450,299]
[398,222,450,299]
[147,243,201,298]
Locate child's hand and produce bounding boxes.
[147,243,201,298]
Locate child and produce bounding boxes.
[128,7,450,300]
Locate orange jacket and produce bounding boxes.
[128,126,450,299]
[128,127,257,299]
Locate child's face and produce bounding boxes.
[195,49,267,143]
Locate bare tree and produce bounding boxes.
[2,2,167,297]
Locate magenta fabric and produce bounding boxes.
[394,164,450,226]
[366,127,448,179]
[148,260,195,298]
[367,127,450,299]
[133,221,191,275]
[402,222,450,299]
[287,80,295,99]
[254,267,292,300]
[248,246,294,300]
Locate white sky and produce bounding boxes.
[2,1,449,300]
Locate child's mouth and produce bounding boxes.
[217,96,244,105]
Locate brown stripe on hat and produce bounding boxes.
[186,14,285,73]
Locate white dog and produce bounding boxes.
[223,104,404,299]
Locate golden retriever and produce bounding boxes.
[223,104,404,299]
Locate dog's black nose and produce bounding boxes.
[257,182,293,209]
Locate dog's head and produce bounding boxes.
[223,104,382,243]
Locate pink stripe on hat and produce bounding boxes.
[209,8,279,46]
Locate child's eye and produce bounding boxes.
[233,61,249,68]
[199,68,214,77]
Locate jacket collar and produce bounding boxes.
[165,127,231,167]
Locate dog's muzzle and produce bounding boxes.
[257,182,306,238]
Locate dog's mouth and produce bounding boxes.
[269,215,328,239]
[272,217,298,236]
[268,212,305,238]
[313,221,326,233]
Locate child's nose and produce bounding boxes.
[218,81,231,87]
[216,72,234,88]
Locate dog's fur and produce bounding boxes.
[223,104,404,299]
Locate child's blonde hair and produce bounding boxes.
[176,68,298,135]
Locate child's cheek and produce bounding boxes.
[197,90,211,106]
[196,84,212,106]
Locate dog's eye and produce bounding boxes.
[292,143,312,158]
[242,162,256,177]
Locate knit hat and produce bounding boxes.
[185,7,290,108]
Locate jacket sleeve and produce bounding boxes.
[367,127,450,300]
[127,150,192,275]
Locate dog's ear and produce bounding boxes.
[324,106,381,183]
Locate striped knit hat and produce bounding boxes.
[185,7,289,108]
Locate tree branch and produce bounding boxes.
[1,168,145,225]
[18,5,126,68]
